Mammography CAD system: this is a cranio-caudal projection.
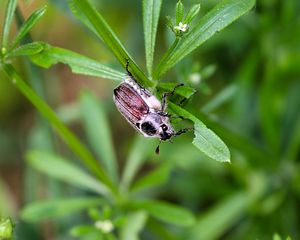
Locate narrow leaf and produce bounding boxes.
[176,0,184,25]
[30,42,124,81]
[2,64,114,190]
[154,0,255,78]
[184,4,201,24]
[187,192,253,240]
[80,91,118,183]
[1,0,17,48]
[21,197,103,222]
[143,0,163,76]
[120,211,148,240]
[130,200,195,226]
[71,0,154,88]
[11,6,47,49]
[157,82,196,99]
[120,136,157,191]
[0,218,13,239]
[131,163,171,193]
[8,42,44,57]
[169,102,230,162]
[27,150,110,196]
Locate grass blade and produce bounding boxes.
[21,197,103,222]
[143,0,163,77]
[120,136,156,191]
[169,102,230,162]
[120,211,148,240]
[30,42,124,81]
[186,192,252,240]
[80,91,118,183]
[27,150,110,196]
[1,0,17,48]
[71,0,154,88]
[131,163,171,193]
[2,64,114,190]
[11,6,47,50]
[154,0,255,78]
[130,200,195,227]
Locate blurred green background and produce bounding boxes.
[0,0,300,239]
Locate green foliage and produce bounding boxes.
[153,0,255,78]
[6,0,300,239]
[30,43,124,81]
[0,218,14,240]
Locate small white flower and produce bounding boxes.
[94,220,114,233]
[189,73,201,85]
[174,22,188,32]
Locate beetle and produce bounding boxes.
[113,61,192,154]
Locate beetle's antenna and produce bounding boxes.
[174,127,194,137]
[125,59,133,77]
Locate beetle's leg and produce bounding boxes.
[125,59,133,77]
[161,83,184,112]
[174,127,194,137]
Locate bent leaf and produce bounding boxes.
[30,43,124,81]
[169,102,230,162]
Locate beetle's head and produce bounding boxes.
[159,122,175,141]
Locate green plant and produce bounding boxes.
[0,0,263,239]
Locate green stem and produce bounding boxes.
[153,37,181,80]
[2,64,116,193]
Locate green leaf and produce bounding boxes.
[120,136,157,191]
[27,150,110,196]
[0,218,13,239]
[68,0,103,41]
[1,0,17,48]
[8,42,44,57]
[11,6,47,49]
[169,102,230,162]
[131,163,171,193]
[165,16,175,32]
[71,0,154,88]
[157,82,196,99]
[187,192,253,240]
[80,91,118,183]
[154,0,255,78]
[70,225,102,237]
[143,0,163,76]
[21,197,103,222]
[2,64,114,190]
[120,211,148,240]
[130,200,195,226]
[184,4,201,24]
[175,0,184,25]
[30,42,124,81]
